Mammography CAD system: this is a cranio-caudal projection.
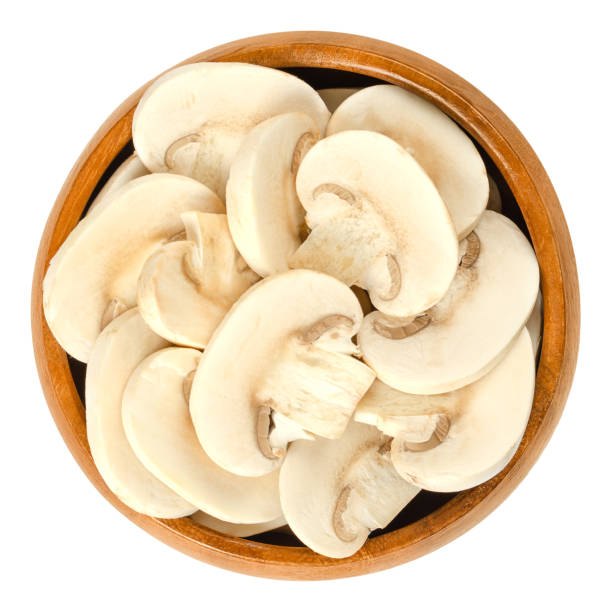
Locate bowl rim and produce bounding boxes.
[31,31,580,580]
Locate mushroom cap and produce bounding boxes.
[189,269,374,477]
[317,87,360,113]
[137,212,259,348]
[226,112,319,277]
[132,62,330,199]
[364,328,535,492]
[87,154,148,215]
[292,130,458,317]
[327,84,488,239]
[122,347,282,523]
[85,309,195,518]
[280,420,419,558]
[190,512,287,538]
[359,211,540,393]
[42,174,224,362]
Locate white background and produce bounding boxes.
[3,1,609,610]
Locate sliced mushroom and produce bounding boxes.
[327,84,488,239]
[486,173,503,213]
[190,511,287,538]
[189,270,376,477]
[137,211,259,348]
[85,308,195,517]
[526,290,543,356]
[87,154,149,214]
[358,211,540,393]
[280,420,420,558]
[290,130,458,318]
[317,87,360,113]
[132,62,330,199]
[356,328,535,492]
[226,112,320,276]
[123,347,282,522]
[43,174,224,362]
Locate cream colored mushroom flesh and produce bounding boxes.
[133,62,330,199]
[355,328,535,492]
[327,84,488,239]
[280,420,420,558]
[189,270,375,477]
[137,211,259,348]
[358,211,539,394]
[123,347,282,523]
[43,174,223,362]
[226,112,320,276]
[290,130,458,318]
[85,308,195,517]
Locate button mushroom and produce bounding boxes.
[355,328,535,492]
[137,211,259,348]
[132,62,330,199]
[290,130,458,318]
[87,154,148,215]
[190,512,287,538]
[226,112,320,276]
[189,269,376,477]
[358,211,540,393]
[122,347,282,523]
[327,84,488,239]
[43,174,224,362]
[86,309,195,517]
[280,420,420,558]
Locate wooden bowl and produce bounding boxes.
[31,31,579,580]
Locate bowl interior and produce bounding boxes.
[66,66,534,548]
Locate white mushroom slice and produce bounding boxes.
[43,174,224,362]
[327,84,488,239]
[526,290,543,356]
[87,154,149,214]
[133,62,330,199]
[486,174,503,213]
[123,347,282,522]
[280,420,420,558]
[290,131,458,318]
[317,87,360,113]
[226,112,320,276]
[356,328,535,492]
[137,212,258,348]
[86,309,195,518]
[359,211,540,394]
[190,270,376,477]
[190,512,287,538]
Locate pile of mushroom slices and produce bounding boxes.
[42,62,543,559]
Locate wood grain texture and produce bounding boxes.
[31,31,580,580]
